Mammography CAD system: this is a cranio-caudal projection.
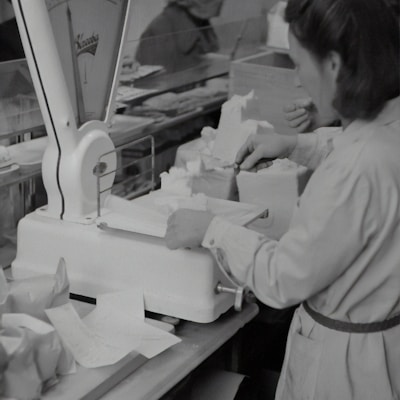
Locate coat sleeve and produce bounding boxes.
[202,156,373,309]
[289,127,342,171]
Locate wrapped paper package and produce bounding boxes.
[212,92,273,165]
[0,259,69,322]
[173,92,273,201]
[174,131,238,200]
[0,313,74,400]
[161,159,238,201]
[0,259,75,399]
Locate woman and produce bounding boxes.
[165,0,400,398]
[283,0,400,134]
[135,0,224,73]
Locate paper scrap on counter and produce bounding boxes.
[46,302,133,369]
[83,291,180,359]
[45,291,181,368]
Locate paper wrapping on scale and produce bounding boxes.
[97,192,267,238]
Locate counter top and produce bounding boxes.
[43,302,258,400]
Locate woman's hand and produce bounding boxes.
[284,97,339,132]
[284,97,318,133]
[165,209,215,250]
[235,131,297,171]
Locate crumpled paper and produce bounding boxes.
[0,313,75,400]
[0,259,75,399]
[0,259,69,322]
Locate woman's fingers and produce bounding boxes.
[235,135,256,164]
[286,108,308,122]
[240,146,267,170]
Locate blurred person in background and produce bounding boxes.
[135,0,225,73]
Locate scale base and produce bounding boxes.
[12,212,234,323]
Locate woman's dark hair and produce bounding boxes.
[285,0,400,120]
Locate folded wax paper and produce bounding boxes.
[0,258,69,322]
[0,259,75,399]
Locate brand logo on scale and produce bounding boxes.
[76,33,99,57]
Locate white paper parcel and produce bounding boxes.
[211,92,274,165]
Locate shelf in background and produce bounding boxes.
[0,124,45,142]
[133,58,230,100]
[109,95,226,148]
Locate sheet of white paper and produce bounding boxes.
[85,306,180,359]
[46,292,181,369]
[98,194,168,237]
[84,291,181,359]
[97,212,167,238]
[99,192,266,237]
[46,303,133,368]
[147,191,267,226]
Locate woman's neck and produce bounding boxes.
[341,118,352,130]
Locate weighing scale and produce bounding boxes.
[10,0,251,322]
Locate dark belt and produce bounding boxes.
[303,302,400,333]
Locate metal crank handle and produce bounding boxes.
[216,283,256,311]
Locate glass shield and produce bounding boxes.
[45,0,129,127]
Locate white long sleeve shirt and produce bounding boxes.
[202,97,400,399]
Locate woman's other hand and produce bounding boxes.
[165,209,215,250]
[284,97,317,132]
[284,97,338,132]
[235,131,297,171]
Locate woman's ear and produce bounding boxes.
[327,51,342,81]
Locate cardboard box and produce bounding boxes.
[237,163,310,239]
[229,51,308,134]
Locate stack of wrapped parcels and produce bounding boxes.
[0,260,75,400]
[164,91,309,239]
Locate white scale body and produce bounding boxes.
[11,0,234,323]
